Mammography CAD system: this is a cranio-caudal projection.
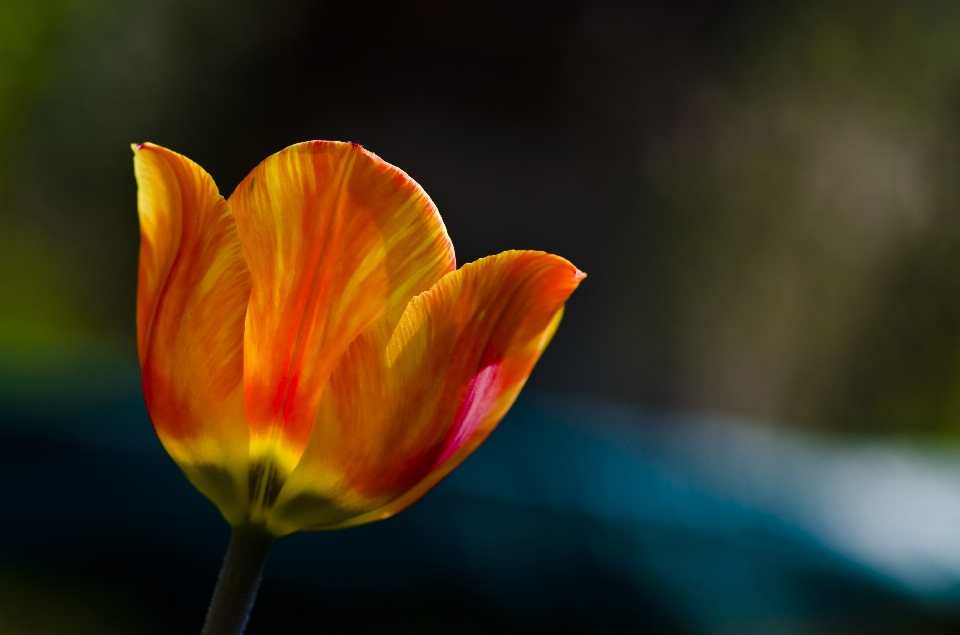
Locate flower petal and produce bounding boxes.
[227,141,455,482]
[268,250,583,534]
[134,143,252,524]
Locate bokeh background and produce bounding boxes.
[7,1,960,633]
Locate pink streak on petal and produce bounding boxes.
[434,361,503,468]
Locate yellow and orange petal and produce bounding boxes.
[133,143,252,524]
[227,141,455,488]
[268,250,584,535]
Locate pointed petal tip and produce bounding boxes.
[131,142,144,153]
[555,256,585,284]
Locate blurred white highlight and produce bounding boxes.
[664,417,960,595]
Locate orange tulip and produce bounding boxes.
[133,140,583,537]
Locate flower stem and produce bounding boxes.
[200,525,275,635]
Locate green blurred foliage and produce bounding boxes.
[0,0,65,148]
[632,1,960,436]
[0,568,149,635]
[0,0,128,416]
[0,0,310,413]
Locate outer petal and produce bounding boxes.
[227,141,455,490]
[268,250,584,534]
[134,143,252,524]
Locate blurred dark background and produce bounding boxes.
[7,1,960,633]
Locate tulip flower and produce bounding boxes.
[133,140,582,634]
